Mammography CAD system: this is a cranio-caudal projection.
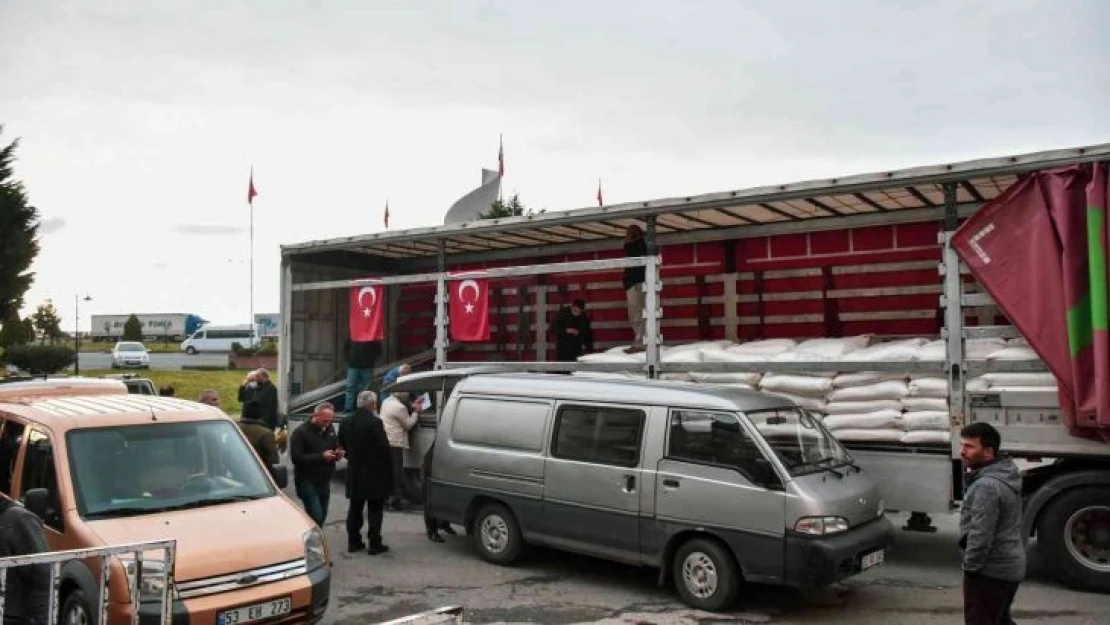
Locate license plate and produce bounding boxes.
[860,549,885,570]
[218,597,292,625]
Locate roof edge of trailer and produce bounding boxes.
[281,142,1110,256]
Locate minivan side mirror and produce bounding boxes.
[22,488,50,518]
[271,464,289,489]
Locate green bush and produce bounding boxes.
[3,344,76,374]
[257,341,277,356]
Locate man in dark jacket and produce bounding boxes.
[290,402,343,526]
[254,368,280,430]
[421,439,456,543]
[554,299,594,362]
[337,391,393,555]
[344,340,381,413]
[0,498,50,624]
[238,400,280,472]
[958,422,1025,625]
[623,224,648,351]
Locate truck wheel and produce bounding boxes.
[61,588,93,625]
[472,503,523,565]
[672,537,740,611]
[1038,486,1110,592]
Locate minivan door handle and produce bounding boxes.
[662,478,680,489]
[622,475,636,493]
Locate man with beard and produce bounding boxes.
[958,422,1025,625]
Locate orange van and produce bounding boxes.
[0,377,331,624]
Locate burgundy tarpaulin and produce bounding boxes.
[952,163,1110,440]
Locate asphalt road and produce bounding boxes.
[293,473,1110,625]
[76,351,228,371]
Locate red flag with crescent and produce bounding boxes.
[450,274,490,342]
[349,283,385,341]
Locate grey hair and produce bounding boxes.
[257,368,271,379]
[200,389,219,399]
[313,401,335,414]
[357,390,377,410]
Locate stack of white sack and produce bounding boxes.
[661,342,723,382]
[899,409,952,445]
[966,372,1059,393]
[575,348,647,379]
[913,337,1011,361]
[752,336,874,412]
[691,348,765,388]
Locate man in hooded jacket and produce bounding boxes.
[0,498,50,624]
[958,422,1025,625]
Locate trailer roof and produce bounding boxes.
[282,143,1110,261]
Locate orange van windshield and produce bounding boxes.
[65,421,275,519]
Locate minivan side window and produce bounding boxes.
[668,411,766,482]
[20,429,63,531]
[551,405,645,468]
[0,419,25,497]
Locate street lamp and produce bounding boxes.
[74,294,92,375]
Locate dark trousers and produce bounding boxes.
[963,572,1019,625]
[389,447,419,505]
[347,498,385,547]
[295,478,331,527]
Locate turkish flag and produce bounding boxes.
[350,283,385,341]
[450,275,490,342]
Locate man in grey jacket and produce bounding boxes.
[958,422,1024,625]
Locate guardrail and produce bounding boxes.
[379,606,464,624]
[0,539,177,625]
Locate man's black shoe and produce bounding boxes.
[427,532,445,543]
[347,542,367,553]
[442,525,457,536]
[367,544,390,555]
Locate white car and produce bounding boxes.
[111,341,150,369]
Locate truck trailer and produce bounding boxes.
[279,143,1110,592]
[90,313,207,342]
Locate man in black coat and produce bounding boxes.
[254,368,281,430]
[0,498,50,624]
[554,298,595,362]
[337,391,394,555]
[290,403,343,526]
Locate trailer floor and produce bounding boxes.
[295,466,1108,625]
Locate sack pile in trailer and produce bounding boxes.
[576,335,1057,447]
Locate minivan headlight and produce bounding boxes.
[119,557,175,602]
[794,516,850,536]
[304,527,327,572]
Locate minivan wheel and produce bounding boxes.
[473,503,523,565]
[62,589,93,625]
[185,346,197,354]
[672,538,740,612]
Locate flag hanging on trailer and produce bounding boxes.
[952,162,1110,439]
[350,283,385,341]
[450,274,490,341]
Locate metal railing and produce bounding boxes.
[0,539,176,625]
[380,606,464,624]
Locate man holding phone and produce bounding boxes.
[290,402,345,526]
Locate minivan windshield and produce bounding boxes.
[66,421,275,519]
[745,407,852,476]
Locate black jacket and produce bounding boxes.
[554,307,594,360]
[347,340,381,369]
[253,382,280,430]
[337,409,393,501]
[290,421,340,485]
[623,238,648,288]
[0,499,50,624]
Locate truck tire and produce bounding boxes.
[672,537,740,612]
[1037,486,1110,592]
[472,503,523,565]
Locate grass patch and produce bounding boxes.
[81,369,268,416]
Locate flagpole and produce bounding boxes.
[249,167,254,347]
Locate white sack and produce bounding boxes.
[760,374,834,396]
[701,349,768,363]
[824,400,904,415]
[571,371,646,380]
[966,376,991,392]
[902,411,950,431]
[913,340,948,361]
[990,386,1058,393]
[901,397,949,412]
[833,372,908,388]
[966,338,1009,360]
[729,339,796,355]
[661,373,695,382]
[764,391,828,412]
[664,341,726,355]
[690,372,763,385]
[712,382,757,391]
[1008,337,1030,348]
[822,409,903,431]
[794,335,872,359]
[828,380,909,402]
[661,349,704,364]
[986,346,1040,361]
[830,428,906,443]
[768,351,838,376]
[981,372,1057,387]
[846,338,928,362]
[579,352,639,364]
[908,377,949,398]
[900,430,951,445]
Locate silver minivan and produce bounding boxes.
[426,373,893,611]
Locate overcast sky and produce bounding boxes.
[3,0,1108,332]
